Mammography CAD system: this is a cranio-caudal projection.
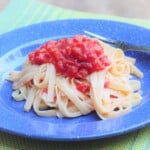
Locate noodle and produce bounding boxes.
[6,35,143,119]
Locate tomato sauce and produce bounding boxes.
[28,35,111,78]
[76,83,90,93]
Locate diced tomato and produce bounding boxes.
[76,83,90,93]
[54,95,57,101]
[110,94,118,98]
[42,88,48,94]
[104,81,109,88]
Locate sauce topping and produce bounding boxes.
[28,35,110,78]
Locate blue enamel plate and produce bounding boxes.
[0,19,150,141]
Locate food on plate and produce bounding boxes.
[6,34,143,119]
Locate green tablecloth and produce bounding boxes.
[0,0,150,149]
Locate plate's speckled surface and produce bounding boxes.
[0,19,150,141]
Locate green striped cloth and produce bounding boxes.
[0,0,150,150]
[0,0,150,34]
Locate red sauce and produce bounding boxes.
[77,81,110,93]
[76,83,90,93]
[28,35,111,78]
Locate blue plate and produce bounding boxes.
[0,19,150,141]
